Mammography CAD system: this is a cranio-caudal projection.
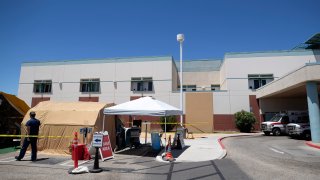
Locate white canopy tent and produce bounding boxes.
[103,96,182,150]
[104,97,182,116]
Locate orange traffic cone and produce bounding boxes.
[72,132,79,168]
[163,135,174,162]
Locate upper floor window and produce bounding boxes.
[248,74,274,90]
[211,84,221,91]
[33,80,52,93]
[131,77,153,91]
[80,78,100,92]
[178,85,197,92]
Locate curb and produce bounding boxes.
[305,141,320,149]
[217,134,259,159]
[218,137,226,149]
[217,137,227,159]
[155,133,259,163]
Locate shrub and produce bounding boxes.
[234,110,256,132]
[160,116,177,132]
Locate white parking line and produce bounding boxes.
[60,159,91,167]
[269,147,284,154]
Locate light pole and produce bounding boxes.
[177,34,184,127]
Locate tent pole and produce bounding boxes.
[145,121,147,144]
[102,114,105,132]
[165,116,167,153]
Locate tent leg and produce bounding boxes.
[165,117,166,153]
[145,122,148,144]
[102,115,105,132]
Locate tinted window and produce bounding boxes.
[282,116,289,124]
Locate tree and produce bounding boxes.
[234,110,256,132]
[160,116,177,132]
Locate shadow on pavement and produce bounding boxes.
[171,145,190,158]
[164,159,250,180]
[114,144,160,157]
[33,157,69,165]
[213,158,251,180]
[34,157,49,161]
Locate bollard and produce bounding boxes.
[73,132,79,169]
[176,134,182,149]
[89,147,102,173]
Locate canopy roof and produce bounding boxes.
[104,97,182,116]
[305,33,320,45]
[0,91,30,116]
[293,33,320,50]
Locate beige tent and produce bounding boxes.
[0,91,30,148]
[21,101,115,155]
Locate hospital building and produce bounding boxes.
[18,33,320,138]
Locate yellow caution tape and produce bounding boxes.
[0,134,73,138]
[0,122,209,138]
[126,122,209,125]
[151,122,209,125]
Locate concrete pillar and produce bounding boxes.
[306,82,320,143]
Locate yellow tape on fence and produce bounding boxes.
[0,122,209,138]
[150,122,208,125]
[126,122,208,125]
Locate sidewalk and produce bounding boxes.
[141,132,260,163]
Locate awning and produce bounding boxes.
[104,97,182,116]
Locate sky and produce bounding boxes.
[0,0,319,95]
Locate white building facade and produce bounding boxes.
[18,47,320,133]
[18,56,180,108]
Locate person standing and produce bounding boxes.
[15,111,40,161]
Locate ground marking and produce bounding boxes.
[269,147,284,154]
[59,159,90,167]
[0,155,31,162]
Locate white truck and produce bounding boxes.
[261,111,308,136]
[286,115,311,140]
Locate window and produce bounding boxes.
[281,116,290,124]
[178,85,197,92]
[211,84,221,91]
[296,116,309,123]
[33,80,52,93]
[248,74,274,90]
[131,77,153,91]
[80,78,100,92]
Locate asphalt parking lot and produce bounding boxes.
[1,133,319,180]
[0,145,166,179]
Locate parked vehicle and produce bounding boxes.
[261,111,308,136]
[286,115,311,140]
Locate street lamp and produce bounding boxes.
[177,34,184,127]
